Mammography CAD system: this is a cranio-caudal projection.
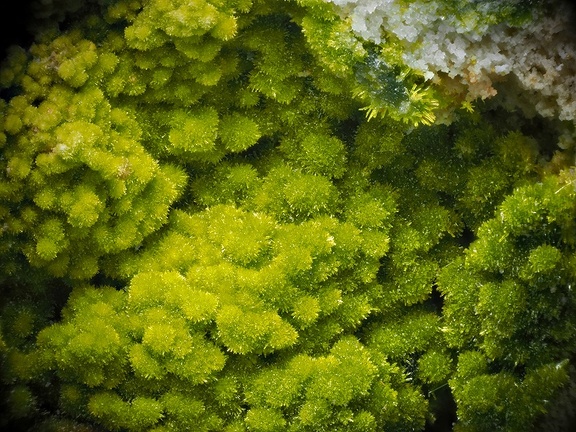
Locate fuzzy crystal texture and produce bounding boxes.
[1,1,576,431]
[328,0,576,123]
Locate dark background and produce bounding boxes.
[0,0,36,58]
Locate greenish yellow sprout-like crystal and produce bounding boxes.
[1,0,575,431]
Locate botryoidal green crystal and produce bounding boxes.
[1,0,575,431]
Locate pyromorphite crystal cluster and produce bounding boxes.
[1,0,575,431]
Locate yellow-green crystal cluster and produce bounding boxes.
[1,1,575,431]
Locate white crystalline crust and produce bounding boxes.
[327,0,576,123]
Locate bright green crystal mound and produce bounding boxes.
[1,0,575,431]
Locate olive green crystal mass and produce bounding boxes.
[1,0,575,431]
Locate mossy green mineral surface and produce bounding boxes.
[1,1,575,431]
